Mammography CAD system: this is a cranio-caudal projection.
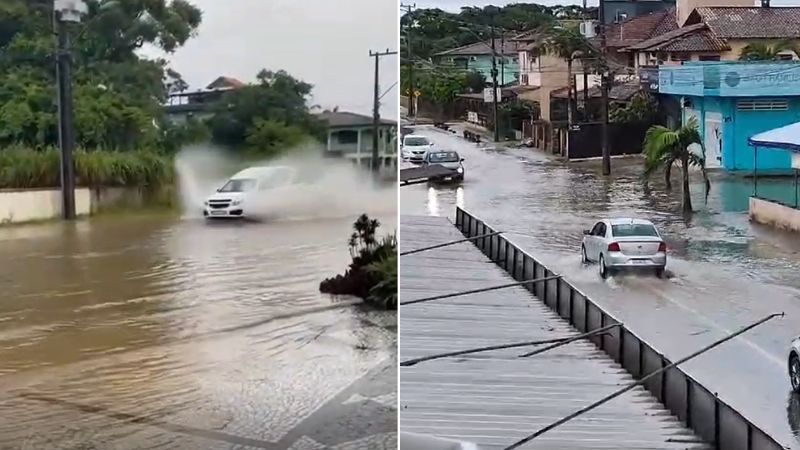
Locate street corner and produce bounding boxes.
[280,357,397,450]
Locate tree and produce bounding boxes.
[465,70,486,93]
[642,116,710,214]
[609,91,657,124]
[0,0,203,151]
[739,41,800,61]
[207,69,323,149]
[244,118,307,158]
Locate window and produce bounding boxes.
[520,74,529,84]
[336,130,359,144]
[428,152,460,163]
[219,179,256,193]
[513,57,519,63]
[699,54,721,61]
[611,224,659,237]
[737,99,789,111]
[778,53,795,61]
[671,53,690,62]
[591,222,606,236]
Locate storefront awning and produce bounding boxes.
[748,121,800,153]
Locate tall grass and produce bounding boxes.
[0,146,173,190]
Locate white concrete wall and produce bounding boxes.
[749,196,800,232]
[0,188,92,224]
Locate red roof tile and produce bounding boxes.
[600,8,678,49]
[688,7,800,39]
[626,23,730,52]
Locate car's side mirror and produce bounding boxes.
[583,229,590,235]
[460,158,465,162]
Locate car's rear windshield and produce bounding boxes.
[405,136,430,146]
[219,178,256,193]
[429,152,459,163]
[611,224,659,237]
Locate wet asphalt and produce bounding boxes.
[400,124,800,448]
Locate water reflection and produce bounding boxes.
[427,186,439,217]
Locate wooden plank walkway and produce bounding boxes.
[400,215,710,450]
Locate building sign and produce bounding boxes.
[483,87,502,103]
[639,67,659,93]
[659,62,800,97]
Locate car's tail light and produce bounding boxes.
[658,242,667,252]
[608,242,621,252]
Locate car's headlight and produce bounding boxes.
[232,199,242,205]
[456,167,464,174]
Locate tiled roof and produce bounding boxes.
[600,8,678,48]
[206,76,245,90]
[435,38,522,57]
[626,23,730,52]
[689,7,800,39]
[551,81,640,101]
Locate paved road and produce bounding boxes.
[400,125,800,448]
[0,211,396,449]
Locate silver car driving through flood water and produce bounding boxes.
[581,218,667,278]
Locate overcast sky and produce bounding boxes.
[144,0,398,119]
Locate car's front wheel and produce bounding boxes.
[599,255,610,279]
[790,354,800,393]
[581,245,589,265]
[654,268,665,278]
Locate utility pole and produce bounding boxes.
[490,18,500,143]
[582,0,589,118]
[53,1,86,220]
[401,3,416,118]
[598,0,611,176]
[370,49,398,174]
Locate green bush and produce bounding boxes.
[0,146,173,190]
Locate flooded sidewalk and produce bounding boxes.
[0,213,396,449]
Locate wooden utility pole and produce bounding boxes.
[401,3,416,118]
[370,49,398,174]
[598,0,611,175]
[582,0,589,118]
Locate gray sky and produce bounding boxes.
[145,0,398,119]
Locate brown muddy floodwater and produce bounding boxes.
[0,213,396,450]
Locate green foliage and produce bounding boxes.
[465,71,486,93]
[418,68,468,107]
[739,41,800,61]
[367,252,397,309]
[401,4,597,61]
[207,70,323,151]
[642,117,709,213]
[0,146,173,190]
[0,0,203,150]
[610,91,658,124]
[320,214,397,310]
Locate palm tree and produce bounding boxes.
[739,41,800,61]
[642,116,710,214]
[542,26,594,123]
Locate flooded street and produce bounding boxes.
[401,125,800,448]
[0,213,396,449]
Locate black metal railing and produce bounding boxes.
[455,207,783,450]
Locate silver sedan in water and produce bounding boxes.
[581,218,667,278]
[789,337,800,393]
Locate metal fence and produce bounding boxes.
[455,207,783,450]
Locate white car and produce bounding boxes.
[789,337,800,393]
[581,218,667,278]
[402,135,434,163]
[204,166,297,219]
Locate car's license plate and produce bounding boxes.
[632,259,648,265]
[210,210,226,216]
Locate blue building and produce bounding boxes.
[658,61,800,173]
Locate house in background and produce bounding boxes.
[602,0,676,24]
[317,111,397,173]
[599,8,679,68]
[433,38,521,86]
[626,5,800,68]
[165,76,246,124]
[659,61,800,173]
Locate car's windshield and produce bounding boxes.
[219,178,256,193]
[429,152,459,163]
[611,223,659,237]
[405,136,430,146]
